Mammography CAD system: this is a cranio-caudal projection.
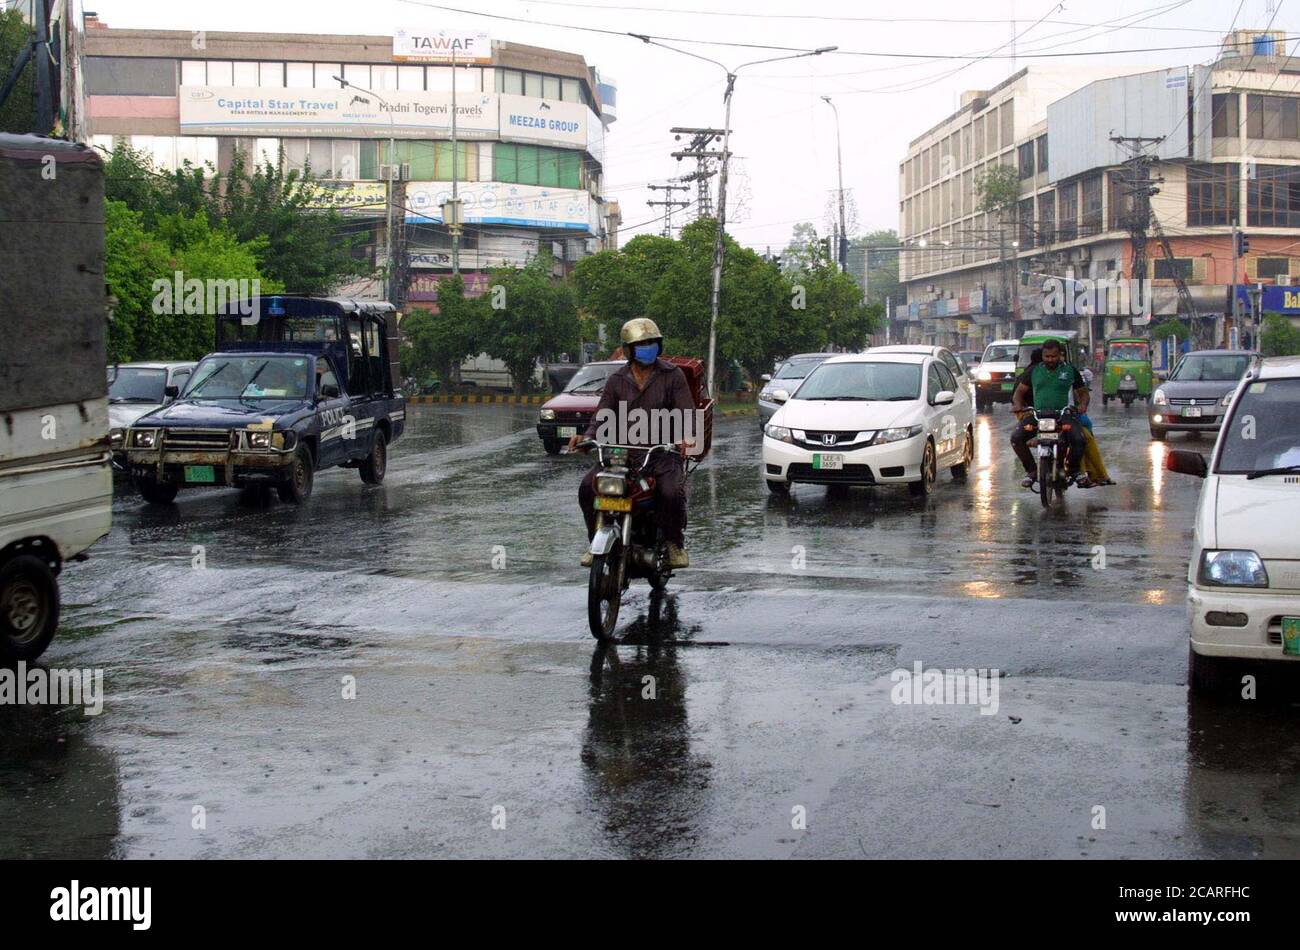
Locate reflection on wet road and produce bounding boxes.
[5,398,1300,858]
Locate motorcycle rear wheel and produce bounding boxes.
[588,543,625,640]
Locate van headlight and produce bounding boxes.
[539,408,556,421]
[595,472,627,497]
[1152,389,1167,406]
[977,369,992,381]
[870,425,922,445]
[1198,550,1268,588]
[131,429,157,448]
[765,424,795,444]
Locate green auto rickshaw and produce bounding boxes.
[1101,336,1153,407]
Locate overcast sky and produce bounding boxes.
[92,0,1294,251]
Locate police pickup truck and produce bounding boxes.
[122,296,405,505]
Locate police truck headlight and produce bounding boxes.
[764,424,795,444]
[1152,389,1167,406]
[110,427,124,447]
[244,430,272,449]
[595,472,627,497]
[131,429,157,448]
[1198,550,1269,588]
[539,408,556,421]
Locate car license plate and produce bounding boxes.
[1182,406,1202,418]
[1001,382,1015,391]
[184,465,215,484]
[813,453,843,470]
[594,496,631,512]
[558,426,577,437]
[1283,618,1300,656]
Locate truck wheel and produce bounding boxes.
[136,476,178,505]
[277,445,315,503]
[0,555,59,662]
[543,438,562,456]
[360,431,387,485]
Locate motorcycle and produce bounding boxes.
[1022,406,1080,508]
[577,440,687,640]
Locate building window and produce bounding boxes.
[207,61,234,87]
[85,56,179,95]
[1058,181,1079,241]
[495,144,582,188]
[397,66,425,91]
[1248,164,1300,227]
[1154,258,1193,280]
[1246,94,1300,140]
[1257,257,1291,279]
[986,110,998,154]
[284,139,361,179]
[1017,142,1034,180]
[1036,135,1048,177]
[1081,174,1103,232]
[1211,93,1239,137]
[1186,162,1239,226]
[562,78,581,102]
[233,61,258,86]
[180,60,207,86]
[973,116,985,161]
[1018,197,1035,247]
[999,103,1013,151]
[1037,191,1055,244]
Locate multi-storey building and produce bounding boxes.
[81,19,619,309]
[898,29,1300,356]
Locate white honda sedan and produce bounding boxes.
[761,352,975,496]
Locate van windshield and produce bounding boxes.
[981,344,1017,364]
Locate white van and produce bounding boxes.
[973,339,1020,411]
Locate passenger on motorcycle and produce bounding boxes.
[568,318,696,569]
[1010,339,1090,489]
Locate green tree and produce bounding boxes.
[398,275,483,385]
[1147,318,1190,345]
[0,8,34,134]
[571,233,680,352]
[1260,313,1300,357]
[976,164,1022,217]
[479,252,579,394]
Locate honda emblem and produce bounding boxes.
[821,433,837,446]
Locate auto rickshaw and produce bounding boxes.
[1101,336,1153,407]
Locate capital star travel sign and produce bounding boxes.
[394,29,492,64]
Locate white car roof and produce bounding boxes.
[823,352,928,366]
[115,361,196,370]
[1256,355,1300,380]
[986,339,1019,347]
[870,345,943,355]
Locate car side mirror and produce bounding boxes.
[320,383,341,399]
[1166,449,1207,478]
[164,384,179,399]
[761,373,772,383]
[934,390,955,406]
[772,388,790,404]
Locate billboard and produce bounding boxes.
[393,30,492,64]
[178,86,498,138]
[405,181,591,231]
[498,94,588,149]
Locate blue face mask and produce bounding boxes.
[632,343,659,365]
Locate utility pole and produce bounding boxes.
[646,182,690,237]
[821,96,848,270]
[450,47,461,276]
[671,128,724,220]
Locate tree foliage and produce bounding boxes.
[1260,313,1300,357]
[976,164,1022,218]
[0,8,34,134]
[478,252,580,394]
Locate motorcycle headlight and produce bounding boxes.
[870,425,923,445]
[1037,417,1057,432]
[764,424,795,444]
[539,408,556,421]
[1220,392,1234,407]
[244,430,272,449]
[595,472,627,497]
[131,429,157,448]
[1152,389,1167,406]
[1198,550,1268,588]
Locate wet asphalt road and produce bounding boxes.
[5,394,1300,859]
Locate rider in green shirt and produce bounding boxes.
[1010,339,1090,488]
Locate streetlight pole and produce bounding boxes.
[451,47,461,276]
[821,96,847,271]
[630,36,836,396]
[336,75,398,303]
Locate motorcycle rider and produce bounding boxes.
[568,318,695,569]
[1010,339,1089,489]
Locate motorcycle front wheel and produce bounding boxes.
[588,542,625,640]
[1037,455,1054,508]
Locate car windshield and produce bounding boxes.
[795,362,921,401]
[981,344,1016,364]
[774,359,822,380]
[107,367,167,403]
[564,363,617,392]
[1218,379,1300,473]
[1171,354,1251,382]
[183,356,311,400]
[1108,342,1148,361]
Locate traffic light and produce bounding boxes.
[1236,232,1250,256]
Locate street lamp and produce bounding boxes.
[631,34,837,396]
[335,75,399,304]
[821,95,846,272]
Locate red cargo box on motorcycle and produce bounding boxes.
[665,356,714,458]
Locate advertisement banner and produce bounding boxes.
[179,86,498,138]
[307,181,386,214]
[393,29,492,64]
[498,93,587,149]
[408,271,492,302]
[405,181,591,231]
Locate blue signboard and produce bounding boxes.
[1234,285,1300,314]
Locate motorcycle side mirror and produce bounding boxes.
[164,384,179,399]
[1166,449,1207,478]
[934,390,956,406]
[772,389,790,404]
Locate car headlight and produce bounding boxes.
[759,388,773,400]
[595,472,627,497]
[110,427,124,446]
[1152,389,1167,406]
[1220,392,1234,407]
[870,425,923,445]
[539,408,556,421]
[1198,550,1269,588]
[977,369,992,381]
[131,429,157,448]
[244,430,272,449]
[764,424,795,444]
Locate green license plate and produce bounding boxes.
[184,465,216,484]
[812,453,843,470]
[1001,382,1015,391]
[1283,618,1300,656]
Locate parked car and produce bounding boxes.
[108,361,197,469]
[536,360,622,454]
[1166,356,1300,693]
[757,353,836,427]
[762,351,975,496]
[972,339,1019,411]
[1149,349,1259,441]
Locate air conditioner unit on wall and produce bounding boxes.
[1279,274,1293,286]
